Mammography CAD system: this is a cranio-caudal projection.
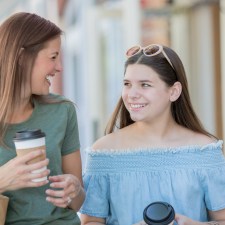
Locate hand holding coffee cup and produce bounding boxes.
[143,201,175,225]
[0,150,49,191]
[13,129,49,182]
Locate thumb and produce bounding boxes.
[174,213,182,224]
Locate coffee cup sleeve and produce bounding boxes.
[0,194,9,225]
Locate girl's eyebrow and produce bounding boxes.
[139,80,151,82]
[123,79,152,82]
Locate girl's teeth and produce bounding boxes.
[130,104,145,108]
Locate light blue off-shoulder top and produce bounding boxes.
[80,140,225,225]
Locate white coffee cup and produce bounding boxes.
[13,129,47,182]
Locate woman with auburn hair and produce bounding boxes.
[80,44,225,225]
[0,12,84,224]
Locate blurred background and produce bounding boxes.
[0,0,224,155]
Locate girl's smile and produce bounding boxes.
[122,64,172,122]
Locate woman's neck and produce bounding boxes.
[9,99,34,124]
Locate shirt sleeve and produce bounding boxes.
[203,154,225,211]
[61,102,80,155]
[79,173,109,218]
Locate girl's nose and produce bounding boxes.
[128,87,140,99]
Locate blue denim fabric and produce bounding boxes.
[80,140,225,225]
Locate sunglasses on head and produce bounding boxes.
[126,44,175,70]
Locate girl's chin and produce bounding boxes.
[129,115,142,122]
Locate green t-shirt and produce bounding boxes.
[0,94,81,225]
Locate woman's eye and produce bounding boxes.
[51,55,57,60]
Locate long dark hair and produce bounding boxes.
[105,45,214,138]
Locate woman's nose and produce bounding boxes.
[55,59,63,73]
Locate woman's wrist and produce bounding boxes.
[67,184,85,210]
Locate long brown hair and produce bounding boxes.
[0,12,63,146]
[105,45,215,138]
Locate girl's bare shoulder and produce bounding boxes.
[92,129,128,150]
[179,127,216,146]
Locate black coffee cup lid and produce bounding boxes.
[13,129,45,141]
[143,201,175,225]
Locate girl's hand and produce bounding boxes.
[133,220,147,225]
[45,174,81,208]
[175,213,203,225]
[0,150,50,193]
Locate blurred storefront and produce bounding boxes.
[0,0,224,152]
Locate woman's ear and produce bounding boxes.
[170,81,182,102]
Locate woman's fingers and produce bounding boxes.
[49,175,81,196]
[46,174,81,208]
[15,158,49,178]
[16,150,46,164]
[23,177,49,188]
[46,195,69,208]
[2,152,50,191]
[46,187,72,208]
[27,168,50,181]
[46,180,74,197]
[27,158,49,172]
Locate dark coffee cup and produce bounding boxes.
[143,201,175,225]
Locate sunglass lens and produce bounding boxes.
[144,45,160,56]
[126,46,141,57]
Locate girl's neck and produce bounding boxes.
[135,117,177,136]
[129,118,185,143]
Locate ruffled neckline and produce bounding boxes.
[85,140,223,155]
